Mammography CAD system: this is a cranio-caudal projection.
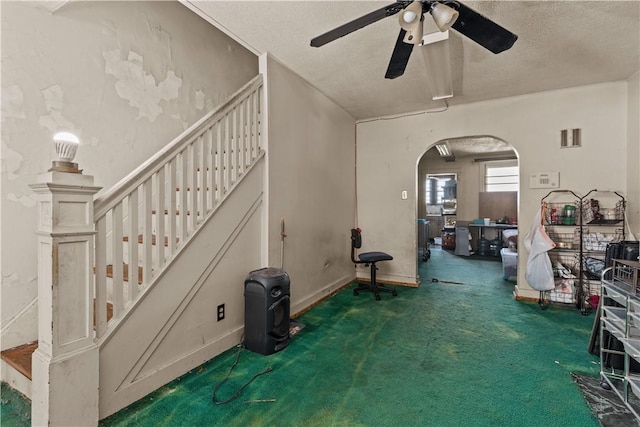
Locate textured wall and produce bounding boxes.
[261,55,357,312]
[357,82,630,296]
[0,1,258,350]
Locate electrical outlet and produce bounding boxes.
[217,304,225,321]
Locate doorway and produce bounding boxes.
[416,136,519,273]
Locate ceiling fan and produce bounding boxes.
[310,0,518,80]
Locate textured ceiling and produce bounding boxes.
[185,0,640,121]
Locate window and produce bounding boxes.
[428,178,446,205]
[484,161,519,192]
[425,174,456,205]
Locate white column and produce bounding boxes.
[29,171,102,427]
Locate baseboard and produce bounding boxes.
[100,326,243,419]
[513,293,539,303]
[513,285,541,301]
[355,276,418,288]
[1,297,38,352]
[1,359,32,399]
[290,274,354,317]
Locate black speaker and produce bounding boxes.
[244,267,290,355]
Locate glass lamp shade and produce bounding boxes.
[430,3,459,32]
[399,1,424,45]
[53,132,79,162]
[399,1,423,29]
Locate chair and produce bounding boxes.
[350,228,397,300]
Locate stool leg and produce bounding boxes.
[370,263,381,300]
[353,262,397,300]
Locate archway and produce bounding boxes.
[415,136,520,281]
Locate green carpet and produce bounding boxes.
[0,382,31,426]
[2,247,601,426]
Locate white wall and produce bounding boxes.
[261,55,357,313]
[0,1,258,350]
[627,71,640,239]
[357,82,630,297]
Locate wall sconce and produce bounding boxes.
[50,132,81,173]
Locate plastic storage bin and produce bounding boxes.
[501,248,518,282]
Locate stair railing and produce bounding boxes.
[92,74,264,339]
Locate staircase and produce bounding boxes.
[1,74,265,420]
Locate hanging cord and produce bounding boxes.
[280,217,287,269]
[212,342,273,405]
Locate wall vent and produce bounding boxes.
[560,128,581,148]
[572,128,582,147]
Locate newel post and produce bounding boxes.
[29,133,102,426]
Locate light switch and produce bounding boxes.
[401,190,408,200]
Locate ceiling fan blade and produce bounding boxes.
[385,29,414,79]
[450,2,518,54]
[310,1,411,47]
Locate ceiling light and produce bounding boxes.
[435,142,455,161]
[402,10,418,24]
[430,2,459,32]
[399,1,424,45]
[400,1,422,25]
[435,143,451,157]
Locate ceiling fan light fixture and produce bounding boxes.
[399,1,425,45]
[402,20,424,44]
[430,2,459,32]
[399,1,423,29]
[310,0,518,80]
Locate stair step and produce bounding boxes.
[105,264,143,284]
[151,209,200,216]
[1,342,37,380]
[94,300,114,329]
[1,302,114,383]
[123,235,179,247]
[175,187,212,191]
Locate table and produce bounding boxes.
[468,223,517,242]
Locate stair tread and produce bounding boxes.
[94,300,115,329]
[105,264,143,284]
[2,301,114,381]
[175,187,212,191]
[151,209,200,216]
[123,235,179,247]
[1,341,37,380]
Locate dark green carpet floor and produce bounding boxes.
[1,382,31,426]
[2,247,602,426]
